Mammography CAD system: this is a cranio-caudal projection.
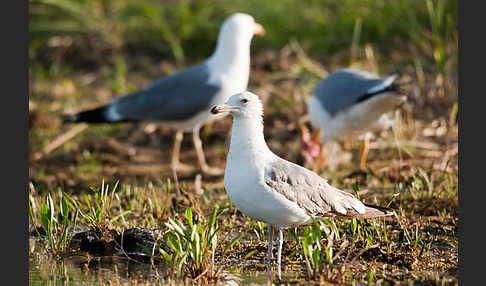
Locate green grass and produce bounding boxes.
[161,207,222,279]
[29,0,457,69]
[28,1,457,284]
[28,162,458,284]
[29,184,78,259]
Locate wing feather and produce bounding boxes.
[111,63,221,122]
[263,158,392,218]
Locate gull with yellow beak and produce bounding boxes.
[211,91,393,280]
[65,13,265,176]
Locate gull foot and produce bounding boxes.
[201,165,224,176]
[172,162,197,173]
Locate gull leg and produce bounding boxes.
[268,224,274,260]
[277,227,283,281]
[171,129,182,169]
[192,126,223,176]
[310,129,320,172]
[359,137,370,170]
[171,129,195,173]
[267,225,274,281]
[312,130,327,173]
[313,130,322,145]
[313,144,327,173]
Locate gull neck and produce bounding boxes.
[208,33,251,76]
[228,115,270,162]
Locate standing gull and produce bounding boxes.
[211,91,393,280]
[306,68,406,170]
[64,13,265,176]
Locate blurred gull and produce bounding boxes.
[306,68,406,170]
[64,13,265,176]
[211,91,393,281]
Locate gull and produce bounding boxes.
[306,68,406,170]
[64,13,265,176]
[211,91,393,280]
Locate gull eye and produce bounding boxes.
[240,98,248,104]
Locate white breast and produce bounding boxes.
[224,152,311,228]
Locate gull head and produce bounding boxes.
[211,91,264,119]
[219,13,265,43]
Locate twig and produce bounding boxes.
[193,267,209,281]
[349,243,379,266]
[33,123,88,161]
[332,240,350,261]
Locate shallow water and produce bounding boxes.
[29,255,303,285]
[29,239,301,286]
[30,255,107,286]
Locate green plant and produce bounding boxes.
[254,220,266,241]
[300,218,336,280]
[31,191,78,259]
[425,0,453,74]
[160,206,223,279]
[64,180,118,228]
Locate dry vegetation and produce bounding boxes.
[29,1,457,285]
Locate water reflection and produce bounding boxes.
[29,254,169,285]
[29,239,302,285]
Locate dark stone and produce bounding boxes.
[68,226,168,263]
[121,227,164,254]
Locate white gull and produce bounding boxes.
[211,91,394,280]
[65,13,265,176]
[307,68,406,170]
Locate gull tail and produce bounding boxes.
[63,106,111,123]
[352,203,395,219]
[325,186,395,219]
[357,83,404,103]
[63,104,136,124]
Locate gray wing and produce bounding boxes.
[313,68,394,116]
[111,62,221,121]
[263,158,366,217]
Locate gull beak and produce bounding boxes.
[211,104,237,115]
[254,22,265,36]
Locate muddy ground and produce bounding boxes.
[29,46,458,285]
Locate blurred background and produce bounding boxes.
[29,0,457,187]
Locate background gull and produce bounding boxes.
[64,13,265,176]
[306,68,407,170]
[211,91,393,280]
